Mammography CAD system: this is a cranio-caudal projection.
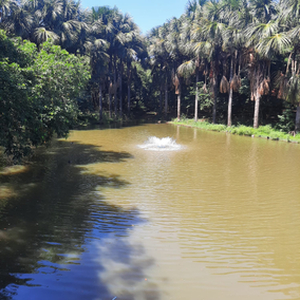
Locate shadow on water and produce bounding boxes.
[76,111,170,132]
[0,139,160,300]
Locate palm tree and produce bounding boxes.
[114,13,144,118]
[249,0,277,23]
[178,8,201,122]
[166,17,185,121]
[90,38,109,121]
[0,0,17,24]
[33,27,59,45]
[88,6,122,118]
[278,0,300,131]
[5,3,33,38]
[192,36,212,120]
[194,0,226,123]
[178,59,198,120]
[243,0,280,128]
[123,27,145,117]
[173,71,182,120]
[148,23,173,117]
[221,0,245,126]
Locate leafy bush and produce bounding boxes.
[231,125,255,136]
[0,31,90,160]
[276,103,295,133]
[257,125,273,136]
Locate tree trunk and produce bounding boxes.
[227,56,234,127]
[195,70,199,122]
[109,80,112,119]
[114,57,117,118]
[253,94,260,128]
[109,54,113,119]
[291,57,299,131]
[253,65,261,128]
[119,61,123,118]
[164,81,168,116]
[119,75,122,118]
[212,68,218,124]
[159,85,163,117]
[177,93,181,121]
[99,84,103,122]
[127,83,131,116]
[295,103,300,132]
[213,99,217,123]
[228,88,233,127]
[127,61,131,117]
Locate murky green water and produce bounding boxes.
[1,123,300,300]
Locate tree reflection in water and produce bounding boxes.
[0,139,159,300]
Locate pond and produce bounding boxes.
[0,123,300,300]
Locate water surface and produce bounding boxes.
[0,123,300,300]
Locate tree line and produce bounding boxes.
[148,0,300,131]
[1,0,300,159]
[0,0,148,119]
[0,0,149,160]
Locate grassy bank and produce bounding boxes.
[171,119,300,143]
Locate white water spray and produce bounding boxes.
[138,136,182,151]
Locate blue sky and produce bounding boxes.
[80,0,188,35]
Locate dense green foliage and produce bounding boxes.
[0,30,89,160]
[147,0,300,131]
[2,0,300,160]
[0,0,148,119]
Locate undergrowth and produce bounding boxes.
[171,119,300,143]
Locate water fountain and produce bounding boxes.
[138,136,182,151]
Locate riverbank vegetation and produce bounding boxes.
[2,0,300,160]
[147,0,300,133]
[0,30,90,160]
[171,119,300,143]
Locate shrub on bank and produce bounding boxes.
[230,125,255,136]
[171,119,300,143]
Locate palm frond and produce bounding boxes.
[230,74,241,92]
[177,60,196,78]
[220,75,229,93]
[34,27,59,44]
[257,33,291,56]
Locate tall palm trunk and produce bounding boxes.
[290,55,300,132]
[119,61,123,118]
[109,79,112,118]
[113,56,117,118]
[159,85,163,117]
[159,65,163,117]
[108,54,113,118]
[127,84,130,116]
[212,63,218,124]
[127,61,131,116]
[253,65,261,128]
[295,104,300,132]
[177,93,181,121]
[99,83,103,122]
[164,80,168,116]
[194,69,199,122]
[253,92,260,128]
[227,55,234,127]
[228,89,233,127]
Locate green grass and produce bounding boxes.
[170,119,300,144]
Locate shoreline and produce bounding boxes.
[168,119,300,144]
